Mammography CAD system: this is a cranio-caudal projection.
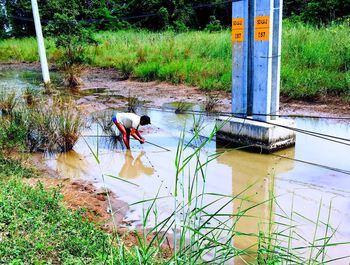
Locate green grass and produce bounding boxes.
[0,177,145,264]
[0,21,349,99]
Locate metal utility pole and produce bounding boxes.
[31,0,50,84]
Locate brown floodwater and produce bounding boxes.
[44,109,350,264]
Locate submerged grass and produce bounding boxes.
[0,21,349,99]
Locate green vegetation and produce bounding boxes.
[1,21,349,99]
[282,21,350,99]
[1,0,349,38]
[0,173,148,264]
[0,89,84,152]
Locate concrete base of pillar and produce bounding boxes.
[216,117,296,153]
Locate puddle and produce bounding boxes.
[2,69,350,263]
[0,69,62,91]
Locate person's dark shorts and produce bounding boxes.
[112,114,118,123]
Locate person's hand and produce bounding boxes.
[139,138,145,144]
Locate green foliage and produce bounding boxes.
[205,16,222,32]
[0,8,7,39]
[1,0,126,37]
[134,62,161,81]
[281,20,350,99]
[45,13,96,63]
[0,117,26,154]
[0,22,349,99]
[45,13,96,87]
[0,156,34,179]
[1,0,350,39]
[283,0,350,25]
[0,179,140,264]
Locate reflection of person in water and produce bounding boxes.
[119,150,155,179]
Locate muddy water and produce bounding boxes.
[0,69,61,91]
[1,69,350,263]
[44,109,350,263]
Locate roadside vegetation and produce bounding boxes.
[0,21,349,100]
[0,178,143,264]
[0,147,141,264]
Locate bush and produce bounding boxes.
[205,16,222,32]
[45,13,96,87]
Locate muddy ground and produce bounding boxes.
[79,67,350,117]
[1,62,350,117]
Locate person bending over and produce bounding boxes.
[112,113,151,149]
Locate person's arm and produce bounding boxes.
[130,128,144,143]
[135,129,145,143]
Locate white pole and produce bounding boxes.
[31,0,50,84]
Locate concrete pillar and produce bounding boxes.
[252,0,274,122]
[232,0,249,116]
[271,0,283,119]
[218,0,295,153]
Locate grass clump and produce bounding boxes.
[204,92,220,112]
[93,109,115,137]
[0,89,84,153]
[0,90,18,115]
[22,102,84,152]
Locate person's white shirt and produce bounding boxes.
[115,113,141,129]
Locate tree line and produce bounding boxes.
[1,0,349,38]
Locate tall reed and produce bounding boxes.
[86,119,350,264]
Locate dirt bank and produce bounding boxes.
[27,154,128,229]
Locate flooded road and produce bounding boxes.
[1,68,350,263]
